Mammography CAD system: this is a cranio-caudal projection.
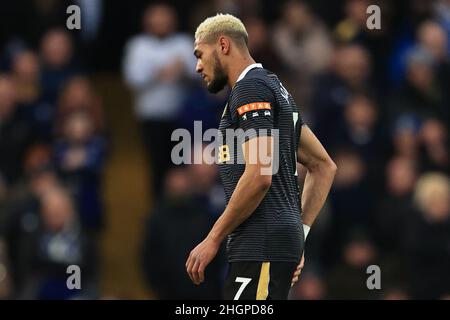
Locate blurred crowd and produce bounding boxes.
[1,0,449,300]
[0,27,107,298]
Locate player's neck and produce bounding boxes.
[228,55,256,88]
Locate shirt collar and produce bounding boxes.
[236,63,263,83]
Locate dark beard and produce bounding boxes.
[207,52,228,93]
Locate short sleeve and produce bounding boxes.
[229,79,275,141]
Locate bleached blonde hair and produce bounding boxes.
[195,13,248,46]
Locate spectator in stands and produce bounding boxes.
[332,93,387,190]
[123,3,196,199]
[245,16,284,75]
[373,156,417,292]
[334,0,372,43]
[290,272,327,300]
[141,167,225,299]
[326,148,375,267]
[375,156,417,253]
[0,75,31,185]
[417,21,450,127]
[0,143,54,230]
[432,1,450,42]
[310,44,372,145]
[403,172,450,299]
[11,51,40,108]
[327,232,378,299]
[419,118,449,174]
[40,29,81,106]
[388,46,446,124]
[57,76,104,134]
[333,0,395,93]
[418,20,449,62]
[273,0,333,106]
[54,109,106,232]
[0,151,59,295]
[2,186,96,299]
[391,114,421,159]
[10,50,55,143]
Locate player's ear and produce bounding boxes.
[218,36,230,55]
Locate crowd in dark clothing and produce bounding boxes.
[0,27,106,299]
[141,166,226,299]
[131,0,450,300]
[280,0,450,300]
[0,0,449,300]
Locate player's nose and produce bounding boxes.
[196,60,203,74]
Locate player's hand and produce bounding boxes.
[186,237,219,285]
[291,253,305,287]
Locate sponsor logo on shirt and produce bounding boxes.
[236,102,271,115]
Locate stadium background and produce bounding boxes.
[0,0,449,299]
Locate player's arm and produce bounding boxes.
[208,136,273,243]
[186,79,275,285]
[298,125,337,230]
[186,136,273,285]
[291,125,336,287]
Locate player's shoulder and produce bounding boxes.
[241,68,275,84]
[231,68,275,98]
